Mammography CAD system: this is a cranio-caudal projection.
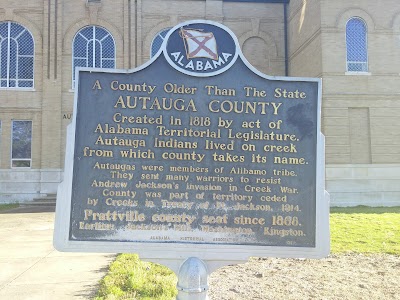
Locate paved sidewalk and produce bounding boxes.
[0,212,115,299]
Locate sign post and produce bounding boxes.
[54,20,329,298]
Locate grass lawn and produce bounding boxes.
[95,206,400,300]
[0,203,19,212]
[330,206,400,255]
[94,254,177,300]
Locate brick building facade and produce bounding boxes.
[0,0,399,206]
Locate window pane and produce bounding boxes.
[10,23,24,38]
[95,40,101,68]
[74,58,87,68]
[18,56,34,79]
[151,28,171,57]
[347,62,368,72]
[17,31,34,55]
[0,23,7,38]
[9,39,17,79]
[12,121,32,160]
[18,80,33,88]
[95,27,108,40]
[101,59,114,69]
[74,34,88,58]
[1,39,7,78]
[88,40,94,67]
[160,30,169,39]
[101,36,114,58]
[73,58,87,81]
[151,35,163,57]
[79,27,93,40]
[12,160,31,168]
[346,18,367,63]
[0,22,34,88]
[72,26,115,86]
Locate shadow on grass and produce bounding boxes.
[330,205,400,214]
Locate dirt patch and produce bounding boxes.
[209,253,400,300]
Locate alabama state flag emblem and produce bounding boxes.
[180,28,219,61]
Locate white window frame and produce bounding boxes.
[0,21,35,89]
[72,25,116,88]
[11,120,32,169]
[345,17,368,74]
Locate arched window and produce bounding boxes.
[150,28,171,57]
[0,21,34,88]
[72,25,115,85]
[346,17,368,72]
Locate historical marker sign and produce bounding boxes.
[54,20,329,263]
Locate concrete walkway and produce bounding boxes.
[0,212,115,299]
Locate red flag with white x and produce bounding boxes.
[180,28,218,60]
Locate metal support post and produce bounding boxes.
[177,257,209,300]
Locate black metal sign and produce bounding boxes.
[56,21,326,255]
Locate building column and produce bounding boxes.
[41,0,62,170]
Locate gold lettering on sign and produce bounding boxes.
[92,80,102,90]
[72,71,317,247]
[114,96,197,112]
[164,83,197,95]
[110,81,156,94]
[274,88,306,99]
[83,147,114,157]
[205,85,236,96]
[208,100,281,115]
